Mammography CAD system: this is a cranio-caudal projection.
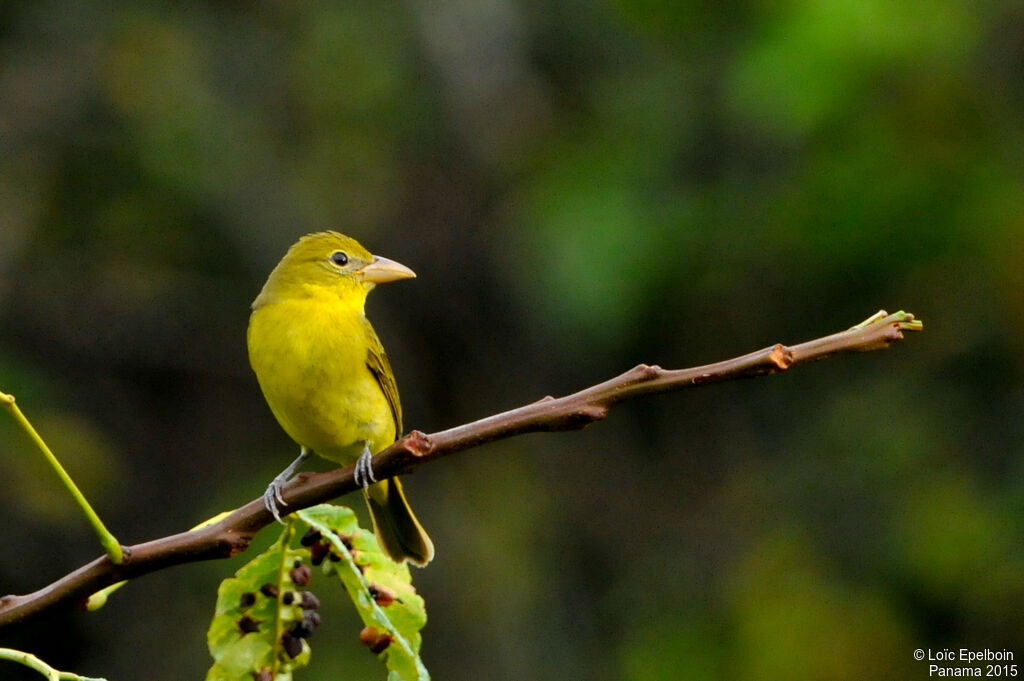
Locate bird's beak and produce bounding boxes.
[359,256,416,284]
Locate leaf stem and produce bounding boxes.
[271,520,295,678]
[0,392,123,564]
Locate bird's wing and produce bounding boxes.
[363,317,403,436]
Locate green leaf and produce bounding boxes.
[297,504,429,681]
[205,529,313,681]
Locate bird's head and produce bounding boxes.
[252,231,415,309]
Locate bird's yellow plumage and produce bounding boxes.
[248,231,433,565]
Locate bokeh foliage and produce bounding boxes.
[1,0,1022,679]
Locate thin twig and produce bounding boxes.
[0,393,123,564]
[0,310,922,632]
[0,647,107,680]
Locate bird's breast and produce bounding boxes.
[248,297,395,463]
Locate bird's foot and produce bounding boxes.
[263,476,288,524]
[354,443,377,488]
[263,447,311,524]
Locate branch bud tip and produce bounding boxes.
[769,344,793,369]
[403,430,434,457]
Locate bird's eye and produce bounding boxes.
[330,251,349,266]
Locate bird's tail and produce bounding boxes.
[363,477,434,566]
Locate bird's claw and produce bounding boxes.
[263,447,311,524]
[264,479,287,524]
[354,444,377,488]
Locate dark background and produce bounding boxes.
[2,1,1023,679]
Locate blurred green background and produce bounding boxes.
[2,0,1023,679]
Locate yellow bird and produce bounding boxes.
[247,231,433,566]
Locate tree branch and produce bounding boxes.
[0,310,922,632]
